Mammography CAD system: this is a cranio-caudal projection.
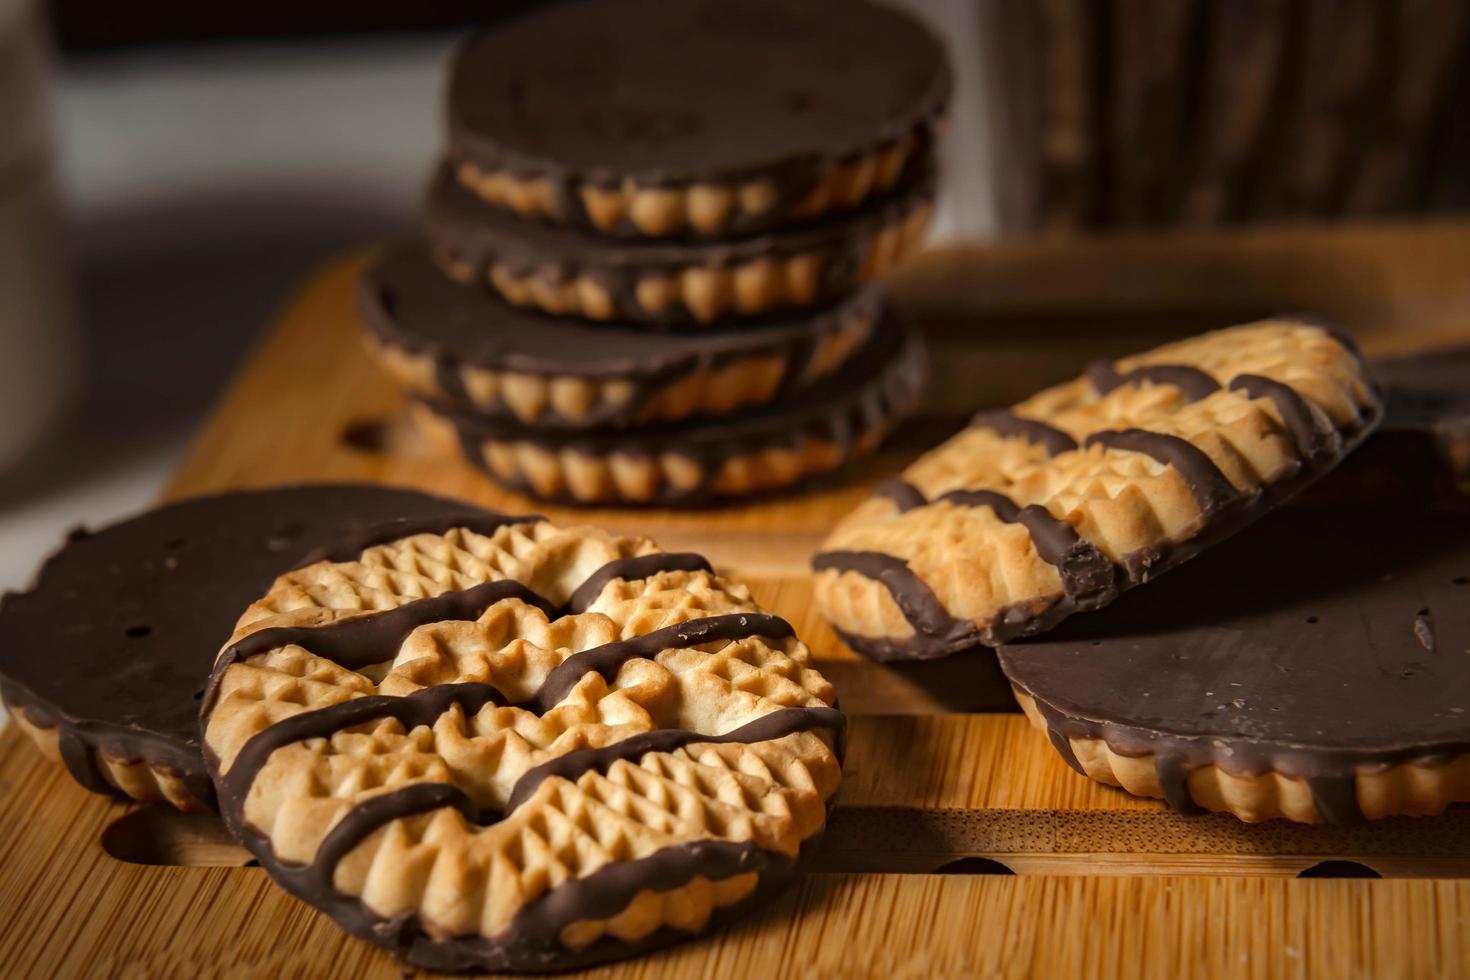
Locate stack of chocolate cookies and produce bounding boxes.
[361,0,952,505]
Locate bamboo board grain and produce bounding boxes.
[5,225,1470,977]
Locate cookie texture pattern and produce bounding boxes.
[201,516,843,972]
[813,320,1382,660]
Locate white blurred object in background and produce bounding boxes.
[0,0,74,472]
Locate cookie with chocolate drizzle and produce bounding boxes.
[200,516,842,972]
[813,319,1381,660]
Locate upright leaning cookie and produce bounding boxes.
[200,517,842,971]
[814,320,1381,660]
[0,484,486,810]
[999,502,1470,824]
[447,0,950,238]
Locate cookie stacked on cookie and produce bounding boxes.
[362,0,950,505]
[811,321,1470,825]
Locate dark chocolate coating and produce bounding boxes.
[361,244,882,428]
[998,503,1470,823]
[447,0,950,205]
[424,309,927,505]
[201,536,845,972]
[424,160,935,326]
[814,336,1381,659]
[0,484,496,807]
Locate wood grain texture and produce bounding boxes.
[5,231,1470,977]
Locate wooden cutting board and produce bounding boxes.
[4,222,1470,978]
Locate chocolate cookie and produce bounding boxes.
[412,312,926,505]
[0,484,493,811]
[362,244,880,428]
[1000,503,1470,824]
[201,518,842,971]
[814,320,1381,660]
[446,0,950,239]
[425,161,934,326]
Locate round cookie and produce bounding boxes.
[425,161,934,326]
[447,0,951,238]
[412,313,927,505]
[814,319,1381,660]
[999,503,1470,824]
[200,517,843,972]
[0,484,495,811]
[361,245,880,428]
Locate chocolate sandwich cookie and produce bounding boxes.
[426,161,934,326]
[446,0,950,239]
[1000,503,1470,824]
[814,320,1381,660]
[362,245,880,429]
[0,484,492,811]
[412,313,927,505]
[201,518,843,971]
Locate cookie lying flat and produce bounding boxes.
[412,312,926,505]
[814,320,1380,660]
[999,503,1470,824]
[426,161,933,326]
[447,0,950,239]
[362,245,880,428]
[200,518,843,972]
[0,484,486,810]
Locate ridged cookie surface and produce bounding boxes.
[813,319,1381,660]
[201,515,842,972]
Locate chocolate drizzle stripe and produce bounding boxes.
[217,683,511,830]
[565,553,714,614]
[811,551,977,651]
[860,482,1118,614]
[530,613,795,712]
[280,782,483,895]
[871,477,927,511]
[1084,428,1240,514]
[1228,373,1336,461]
[1086,360,1222,401]
[200,579,557,721]
[505,705,845,814]
[969,409,1078,456]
